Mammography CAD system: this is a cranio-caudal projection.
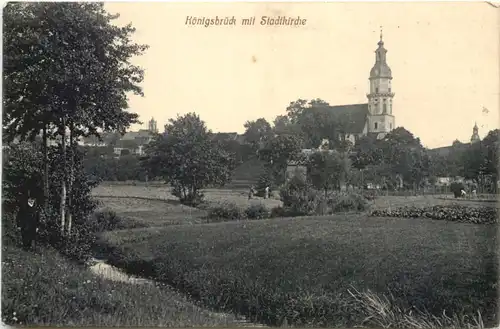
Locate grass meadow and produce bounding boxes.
[1,244,238,327]
[93,183,499,328]
[3,182,497,328]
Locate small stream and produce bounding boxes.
[88,258,267,327]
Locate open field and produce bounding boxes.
[96,197,208,227]
[93,183,496,217]
[100,213,498,327]
[1,244,239,327]
[92,183,283,210]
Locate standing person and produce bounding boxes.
[248,185,254,200]
[264,186,270,199]
[16,190,40,251]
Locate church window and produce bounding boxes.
[383,103,387,113]
[390,123,392,129]
[374,122,378,130]
[375,87,379,93]
[389,87,391,92]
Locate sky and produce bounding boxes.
[105,2,499,149]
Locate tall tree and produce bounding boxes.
[307,150,350,196]
[258,134,303,187]
[243,118,273,150]
[3,2,147,236]
[144,113,236,205]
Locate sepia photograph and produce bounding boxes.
[1,1,499,328]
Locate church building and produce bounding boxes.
[314,31,396,145]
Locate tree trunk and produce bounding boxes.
[66,124,74,237]
[42,124,49,217]
[60,121,67,237]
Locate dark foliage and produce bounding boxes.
[2,143,100,261]
[280,175,319,216]
[206,202,247,222]
[450,182,466,198]
[245,203,270,220]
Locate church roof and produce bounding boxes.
[370,63,392,79]
[315,103,369,134]
[212,132,239,141]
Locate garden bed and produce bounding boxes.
[370,205,498,224]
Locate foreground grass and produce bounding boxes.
[1,244,237,326]
[102,214,498,327]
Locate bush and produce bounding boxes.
[370,205,498,224]
[280,176,319,216]
[362,190,377,201]
[270,206,287,218]
[280,176,369,217]
[328,193,369,213]
[451,182,465,198]
[171,185,205,207]
[207,201,247,222]
[245,203,270,220]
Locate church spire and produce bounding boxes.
[370,29,391,78]
[470,122,480,143]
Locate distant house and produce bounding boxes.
[114,129,155,156]
[435,177,453,186]
[286,139,333,181]
[211,132,239,142]
[211,132,246,144]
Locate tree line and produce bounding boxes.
[137,98,499,205]
[81,95,498,206]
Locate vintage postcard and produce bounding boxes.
[2,1,499,328]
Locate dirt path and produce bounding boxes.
[88,258,266,327]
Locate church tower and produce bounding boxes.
[470,122,480,144]
[366,28,395,136]
[148,117,158,133]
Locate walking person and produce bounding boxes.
[264,186,270,199]
[16,190,41,252]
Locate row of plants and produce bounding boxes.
[370,205,498,224]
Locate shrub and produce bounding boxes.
[451,182,465,198]
[280,176,319,216]
[362,190,377,201]
[207,201,246,222]
[270,206,287,218]
[280,175,369,217]
[328,193,369,213]
[87,209,146,232]
[245,203,270,220]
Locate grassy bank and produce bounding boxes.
[1,244,237,326]
[101,214,498,327]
